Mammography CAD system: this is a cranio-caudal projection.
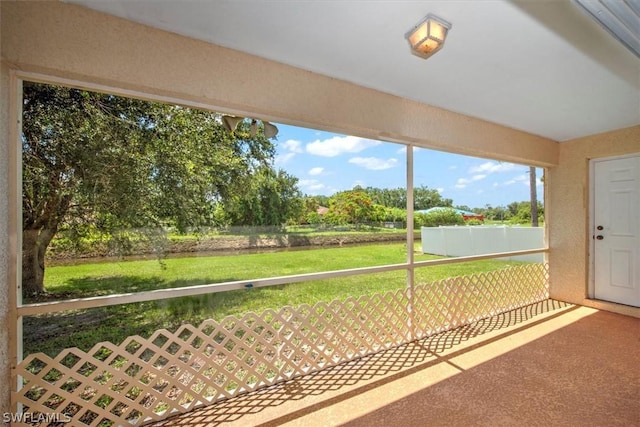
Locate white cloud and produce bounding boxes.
[517,174,544,188]
[455,178,470,189]
[500,174,528,186]
[308,167,324,176]
[436,187,444,193]
[297,180,340,196]
[461,162,527,191]
[306,135,380,157]
[503,173,543,188]
[298,179,327,192]
[274,139,304,166]
[281,139,304,153]
[455,174,486,189]
[274,152,296,166]
[469,161,516,174]
[348,156,399,170]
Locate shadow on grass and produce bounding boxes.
[25,275,245,302]
[23,275,287,357]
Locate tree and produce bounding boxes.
[507,201,544,224]
[22,82,275,296]
[300,197,324,225]
[325,189,376,227]
[224,167,303,227]
[361,185,452,210]
[480,204,509,222]
[507,201,521,217]
[415,208,465,228]
[414,185,453,210]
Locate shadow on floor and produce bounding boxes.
[340,306,640,427]
[151,300,575,426]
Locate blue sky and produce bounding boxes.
[273,123,543,209]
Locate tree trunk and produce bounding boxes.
[529,166,539,227]
[22,227,56,296]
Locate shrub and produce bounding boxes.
[466,218,483,226]
[306,212,323,225]
[415,208,465,228]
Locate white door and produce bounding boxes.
[593,155,640,307]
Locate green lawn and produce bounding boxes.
[25,243,524,357]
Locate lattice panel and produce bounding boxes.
[13,263,548,426]
[277,291,412,379]
[412,263,549,339]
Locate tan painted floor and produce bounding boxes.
[151,300,640,427]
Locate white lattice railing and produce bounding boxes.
[13,263,549,426]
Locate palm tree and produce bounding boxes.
[529,167,539,227]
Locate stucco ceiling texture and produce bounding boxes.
[69,0,639,142]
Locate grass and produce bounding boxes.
[24,243,525,357]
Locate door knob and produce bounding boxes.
[597,225,604,230]
[596,235,604,240]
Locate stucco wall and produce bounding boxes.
[0,61,10,427]
[0,0,12,417]
[0,82,9,422]
[0,72,10,424]
[548,125,640,317]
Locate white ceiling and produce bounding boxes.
[70,0,640,142]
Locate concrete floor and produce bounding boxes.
[151,300,640,427]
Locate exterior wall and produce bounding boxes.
[0,0,12,417]
[0,59,10,427]
[548,125,640,318]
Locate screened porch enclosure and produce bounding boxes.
[15,263,549,426]
[10,76,555,426]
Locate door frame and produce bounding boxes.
[588,152,640,300]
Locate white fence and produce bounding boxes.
[421,226,544,262]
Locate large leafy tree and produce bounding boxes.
[22,82,275,296]
[479,204,509,222]
[361,185,453,210]
[506,201,544,224]
[325,189,377,227]
[224,166,303,227]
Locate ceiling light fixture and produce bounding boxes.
[221,116,279,139]
[222,115,245,132]
[573,0,640,58]
[263,121,279,139]
[405,13,452,59]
